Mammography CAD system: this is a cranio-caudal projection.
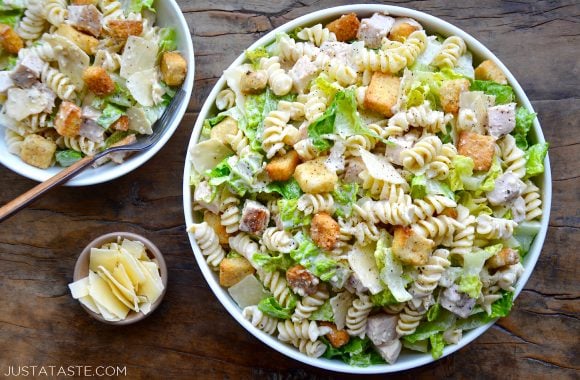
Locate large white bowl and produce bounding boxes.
[183,4,551,374]
[0,0,194,186]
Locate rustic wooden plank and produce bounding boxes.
[0,1,579,379]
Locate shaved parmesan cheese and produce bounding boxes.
[68,277,90,299]
[88,271,130,320]
[117,248,146,287]
[190,138,233,173]
[89,248,119,273]
[136,260,164,304]
[78,295,100,314]
[127,106,153,135]
[5,87,50,121]
[348,244,384,295]
[126,68,157,107]
[459,91,495,133]
[228,274,269,308]
[120,36,159,79]
[44,34,89,88]
[112,263,134,291]
[330,292,355,330]
[97,265,139,311]
[122,239,146,260]
[359,149,406,185]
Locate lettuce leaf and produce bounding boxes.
[322,337,385,367]
[278,199,311,229]
[106,82,135,108]
[470,80,515,104]
[314,74,341,100]
[252,252,294,272]
[307,96,336,152]
[0,9,23,27]
[375,236,412,302]
[246,47,269,68]
[513,221,541,256]
[402,68,467,109]
[97,103,125,129]
[457,191,493,216]
[412,175,454,200]
[309,299,334,322]
[427,302,440,322]
[411,175,427,199]
[524,142,549,179]
[265,178,303,199]
[454,291,514,329]
[129,0,154,12]
[258,296,295,319]
[480,157,503,192]
[429,332,445,359]
[158,28,177,54]
[458,274,482,298]
[369,288,398,306]
[55,150,83,166]
[403,309,456,343]
[290,234,349,282]
[512,107,536,150]
[448,155,475,192]
[333,183,358,218]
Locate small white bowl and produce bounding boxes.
[183,4,551,374]
[0,0,194,186]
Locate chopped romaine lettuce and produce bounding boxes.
[55,150,83,166]
[427,303,440,322]
[290,234,349,283]
[107,82,135,108]
[258,296,295,319]
[411,175,427,199]
[104,131,130,148]
[480,157,503,192]
[314,74,341,100]
[97,103,125,129]
[333,183,358,218]
[470,80,515,104]
[265,178,303,199]
[322,337,385,367]
[455,291,514,329]
[457,191,493,216]
[252,252,294,272]
[403,309,456,343]
[429,332,445,359]
[129,0,154,12]
[309,299,334,322]
[514,221,541,256]
[448,155,475,192]
[512,107,536,150]
[458,274,482,298]
[0,9,23,27]
[278,199,311,229]
[375,236,412,302]
[412,175,454,200]
[401,68,467,109]
[524,142,549,179]
[369,288,398,307]
[246,47,269,68]
[158,28,177,54]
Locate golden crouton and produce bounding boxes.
[392,226,434,266]
[111,115,129,132]
[72,0,97,4]
[440,78,470,114]
[55,24,99,55]
[0,24,23,54]
[325,13,360,42]
[364,72,400,117]
[457,131,495,171]
[240,69,267,95]
[388,22,421,42]
[107,20,143,40]
[219,256,255,287]
[311,212,340,251]
[266,150,300,182]
[20,134,56,169]
[54,101,82,137]
[204,210,229,246]
[475,59,507,85]
[160,51,187,87]
[286,265,319,296]
[210,117,238,145]
[486,248,520,270]
[321,322,350,348]
[82,66,115,96]
[294,157,338,194]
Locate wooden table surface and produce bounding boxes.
[1,1,578,379]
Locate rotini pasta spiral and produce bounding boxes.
[22,113,53,133]
[188,222,226,269]
[277,34,320,63]
[99,0,125,24]
[401,135,443,171]
[294,138,318,161]
[229,232,260,266]
[277,319,331,342]
[296,24,336,46]
[17,2,47,42]
[412,215,462,246]
[456,108,478,132]
[522,180,542,221]
[41,64,76,101]
[476,214,517,240]
[325,60,358,87]
[260,57,293,96]
[45,0,68,26]
[499,134,526,179]
[57,136,103,156]
[22,40,55,61]
[388,102,453,135]
[242,305,278,335]
[346,294,373,338]
[219,190,241,234]
[431,36,467,69]
[412,195,457,220]
[4,129,24,155]
[354,198,416,226]
[297,193,334,215]
[359,171,411,201]
[425,143,457,180]
[215,89,236,111]
[354,30,427,74]
[450,205,476,256]
[225,130,251,157]
[259,270,295,308]
[292,286,329,322]
[396,305,424,337]
[260,227,296,253]
[302,86,328,122]
[296,339,327,358]
[262,107,300,159]
[412,249,450,300]
[94,50,122,72]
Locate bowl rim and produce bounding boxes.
[73,231,168,325]
[182,4,552,374]
[0,0,195,187]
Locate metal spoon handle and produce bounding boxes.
[0,155,97,222]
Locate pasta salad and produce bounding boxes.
[188,12,548,366]
[0,0,187,169]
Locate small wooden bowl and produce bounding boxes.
[73,232,168,325]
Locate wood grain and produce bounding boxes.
[1,1,579,379]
